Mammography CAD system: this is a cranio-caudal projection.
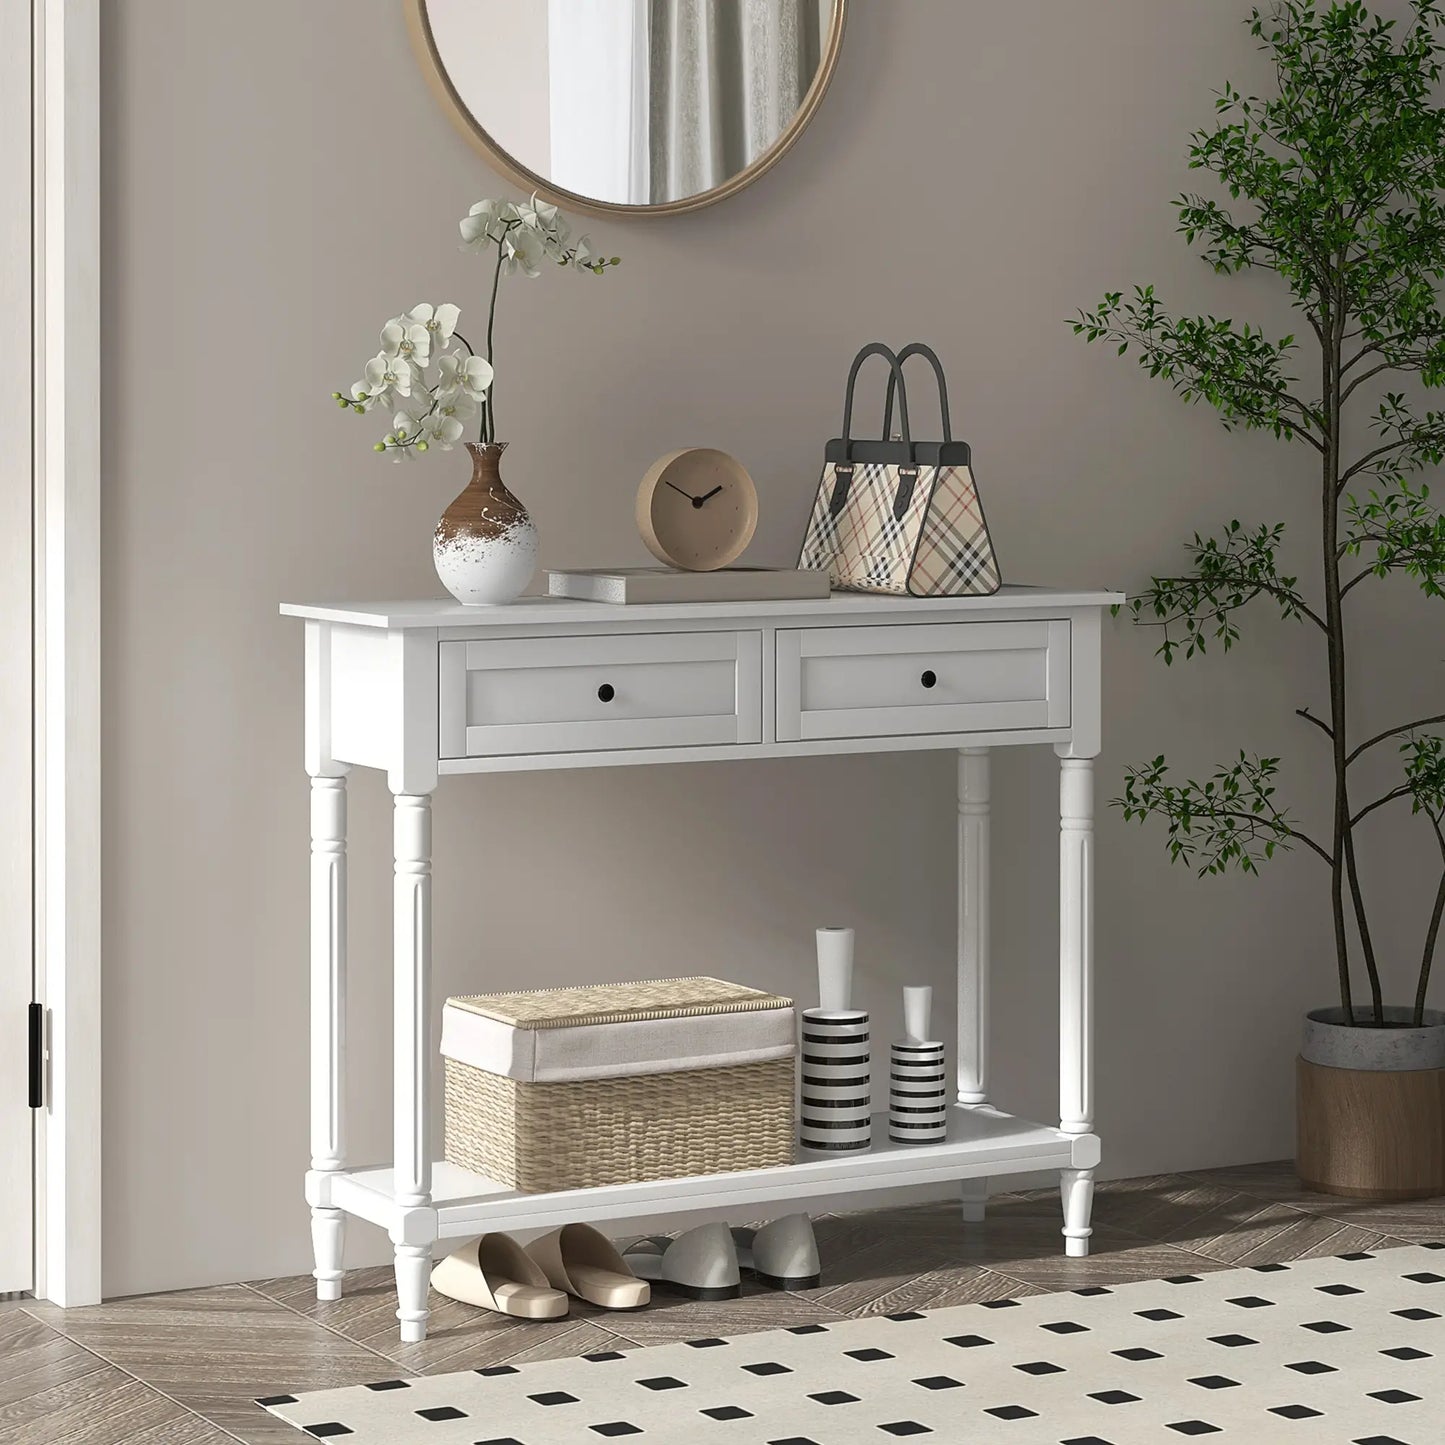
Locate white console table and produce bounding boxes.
[283,586,1120,1342]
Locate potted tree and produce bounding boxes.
[1075,0,1445,1199]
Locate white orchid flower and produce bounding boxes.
[517,192,559,231]
[380,319,430,371]
[500,224,546,278]
[435,355,462,395]
[360,351,412,405]
[434,388,479,425]
[459,197,515,252]
[516,193,568,254]
[406,302,460,347]
[437,352,494,401]
[419,408,465,449]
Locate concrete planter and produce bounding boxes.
[1302,1006,1445,1070]
[1296,1006,1445,1200]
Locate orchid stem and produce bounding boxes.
[481,237,506,444]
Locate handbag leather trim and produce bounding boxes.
[825,438,972,468]
[894,466,919,521]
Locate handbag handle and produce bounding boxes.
[840,342,912,460]
[831,342,917,522]
[881,342,952,443]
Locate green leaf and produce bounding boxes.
[1111,753,1306,876]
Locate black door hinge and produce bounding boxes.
[28,1003,43,1108]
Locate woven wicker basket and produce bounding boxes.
[442,978,797,1193]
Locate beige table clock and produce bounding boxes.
[636,448,759,571]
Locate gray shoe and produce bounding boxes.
[732,1214,820,1290]
[621,1221,741,1301]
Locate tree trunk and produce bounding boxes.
[1321,300,1361,1025]
[1418,862,1445,1028]
[1325,295,1384,1025]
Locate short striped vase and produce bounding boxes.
[889,1041,948,1144]
[799,1008,872,1152]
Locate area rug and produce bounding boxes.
[259,1243,1443,1444]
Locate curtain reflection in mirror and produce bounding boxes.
[546,0,826,205]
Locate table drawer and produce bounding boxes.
[776,620,1070,742]
[440,632,763,757]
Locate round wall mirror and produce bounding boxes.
[406,0,847,217]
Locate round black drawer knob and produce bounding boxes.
[597,683,616,703]
[920,670,938,689]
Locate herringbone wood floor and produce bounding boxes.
[6,1162,1443,1444]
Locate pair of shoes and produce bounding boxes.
[620,1215,819,1301]
[431,1223,649,1321]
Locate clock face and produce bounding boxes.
[636,449,759,572]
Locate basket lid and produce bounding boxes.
[446,976,793,1030]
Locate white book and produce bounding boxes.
[547,567,832,605]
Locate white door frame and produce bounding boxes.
[33,0,101,1308]
[0,0,35,1303]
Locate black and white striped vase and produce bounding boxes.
[889,985,949,1144]
[889,1041,948,1143]
[799,925,871,1151]
[799,1007,872,1151]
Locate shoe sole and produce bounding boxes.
[664,1282,742,1302]
[752,1270,821,1291]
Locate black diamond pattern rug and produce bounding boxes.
[259,1244,1444,1443]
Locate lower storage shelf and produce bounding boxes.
[328,1105,1100,1241]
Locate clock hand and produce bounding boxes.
[694,485,725,506]
[664,479,699,503]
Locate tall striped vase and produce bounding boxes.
[799,926,871,1152]
[799,1007,872,1152]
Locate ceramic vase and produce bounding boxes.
[800,925,871,1152]
[433,441,538,606]
[889,986,948,1144]
[814,927,855,1012]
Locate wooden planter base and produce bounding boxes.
[1296,1055,1445,1200]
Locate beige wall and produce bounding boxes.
[100,0,1437,1296]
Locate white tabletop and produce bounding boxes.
[280,584,1125,630]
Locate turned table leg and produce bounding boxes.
[957,748,991,1222]
[307,770,348,1302]
[1057,748,1097,1258]
[392,791,435,1342]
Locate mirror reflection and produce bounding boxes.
[424,0,838,209]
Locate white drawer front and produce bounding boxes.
[776,620,1070,742]
[440,632,763,757]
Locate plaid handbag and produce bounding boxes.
[798,342,1001,596]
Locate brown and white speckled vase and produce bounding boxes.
[433,441,538,606]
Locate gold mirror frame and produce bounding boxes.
[405,0,848,218]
